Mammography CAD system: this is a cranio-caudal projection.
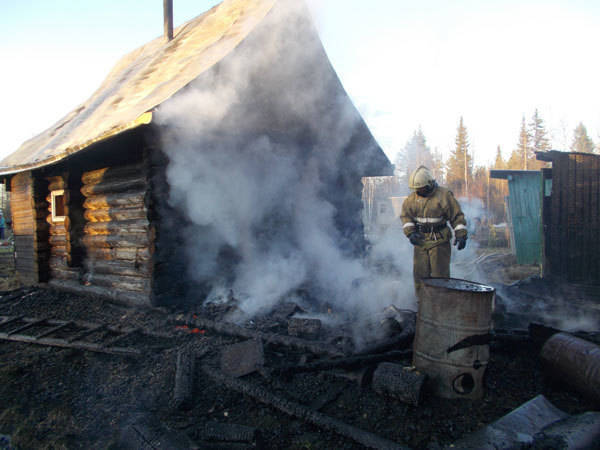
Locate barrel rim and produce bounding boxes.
[422,277,495,293]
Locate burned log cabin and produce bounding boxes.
[0,0,391,307]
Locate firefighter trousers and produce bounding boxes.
[413,240,451,297]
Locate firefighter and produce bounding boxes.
[400,166,467,295]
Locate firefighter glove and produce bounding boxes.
[408,232,425,246]
[454,236,467,250]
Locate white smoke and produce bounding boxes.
[155,0,415,330]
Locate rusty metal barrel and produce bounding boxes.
[540,332,600,406]
[412,277,495,399]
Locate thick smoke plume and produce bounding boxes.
[155,0,415,332]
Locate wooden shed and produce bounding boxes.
[536,150,600,284]
[0,0,391,306]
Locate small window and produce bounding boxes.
[51,190,66,222]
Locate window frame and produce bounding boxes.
[51,189,67,222]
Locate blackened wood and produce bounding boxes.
[200,364,408,450]
[86,273,150,293]
[81,177,146,197]
[529,322,560,345]
[84,206,147,223]
[567,155,576,280]
[84,219,149,235]
[90,259,152,277]
[288,317,321,339]
[593,157,600,280]
[557,154,569,277]
[81,163,145,185]
[66,324,105,343]
[372,362,426,406]
[50,267,79,282]
[192,316,345,357]
[355,323,415,355]
[83,190,145,210]
[273,349,412,376]
[34,322,72,339]
[82,233,149,249]
[309,383,346,411]
[49,234,67,245]
[6,317,47,335]
[173,349,195,410]
[48,279,150,306]
[86,247,151,262]
[0,329,141,356]
[199,422,258,443]
[582,155,591,282]
[49,223,69,235]
[102,328,139,348]
[46,176,66,191]
[220,339,265,377]
[119,412,194,449]
[575,155,585,281]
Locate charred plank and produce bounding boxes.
[173,348,196,411]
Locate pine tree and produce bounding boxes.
[493,145,506,169]
[446,117,472,197]
[490,146,508,222]
[507,116,533,170]
[570,122,595,153]
[394,127,434,192]
[431,147,445,185]
[529,109,551,153]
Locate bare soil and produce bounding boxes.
[0,281,598,450]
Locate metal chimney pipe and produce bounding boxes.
[163,0,173,41]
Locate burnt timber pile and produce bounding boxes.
[1,286,599,449]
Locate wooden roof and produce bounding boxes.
[0,0,277,175]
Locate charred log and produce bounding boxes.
[200,364,408,450]
[83,191,146,210]
[372,363,426,406]
[80,176,146,197]
[192,316,345,357]
[173,349,195,411]
[82,233,149,249]
[84,219,149,235]
[273,349,411,377]
[81,164,145,185]
[84,207,147,223]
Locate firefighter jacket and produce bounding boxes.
[400,186,467,249]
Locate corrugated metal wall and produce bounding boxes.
[547,152,600,284]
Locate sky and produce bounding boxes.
[1,0,599,167]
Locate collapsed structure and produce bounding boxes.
[0,0,391,307]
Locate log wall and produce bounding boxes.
[11,172,50,284]
[80,163,152,302]
[46,175,80,283]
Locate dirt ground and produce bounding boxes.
[0,250,599,449]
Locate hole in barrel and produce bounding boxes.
[452,373,475,394]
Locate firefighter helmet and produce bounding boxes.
[408,166,435,190]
